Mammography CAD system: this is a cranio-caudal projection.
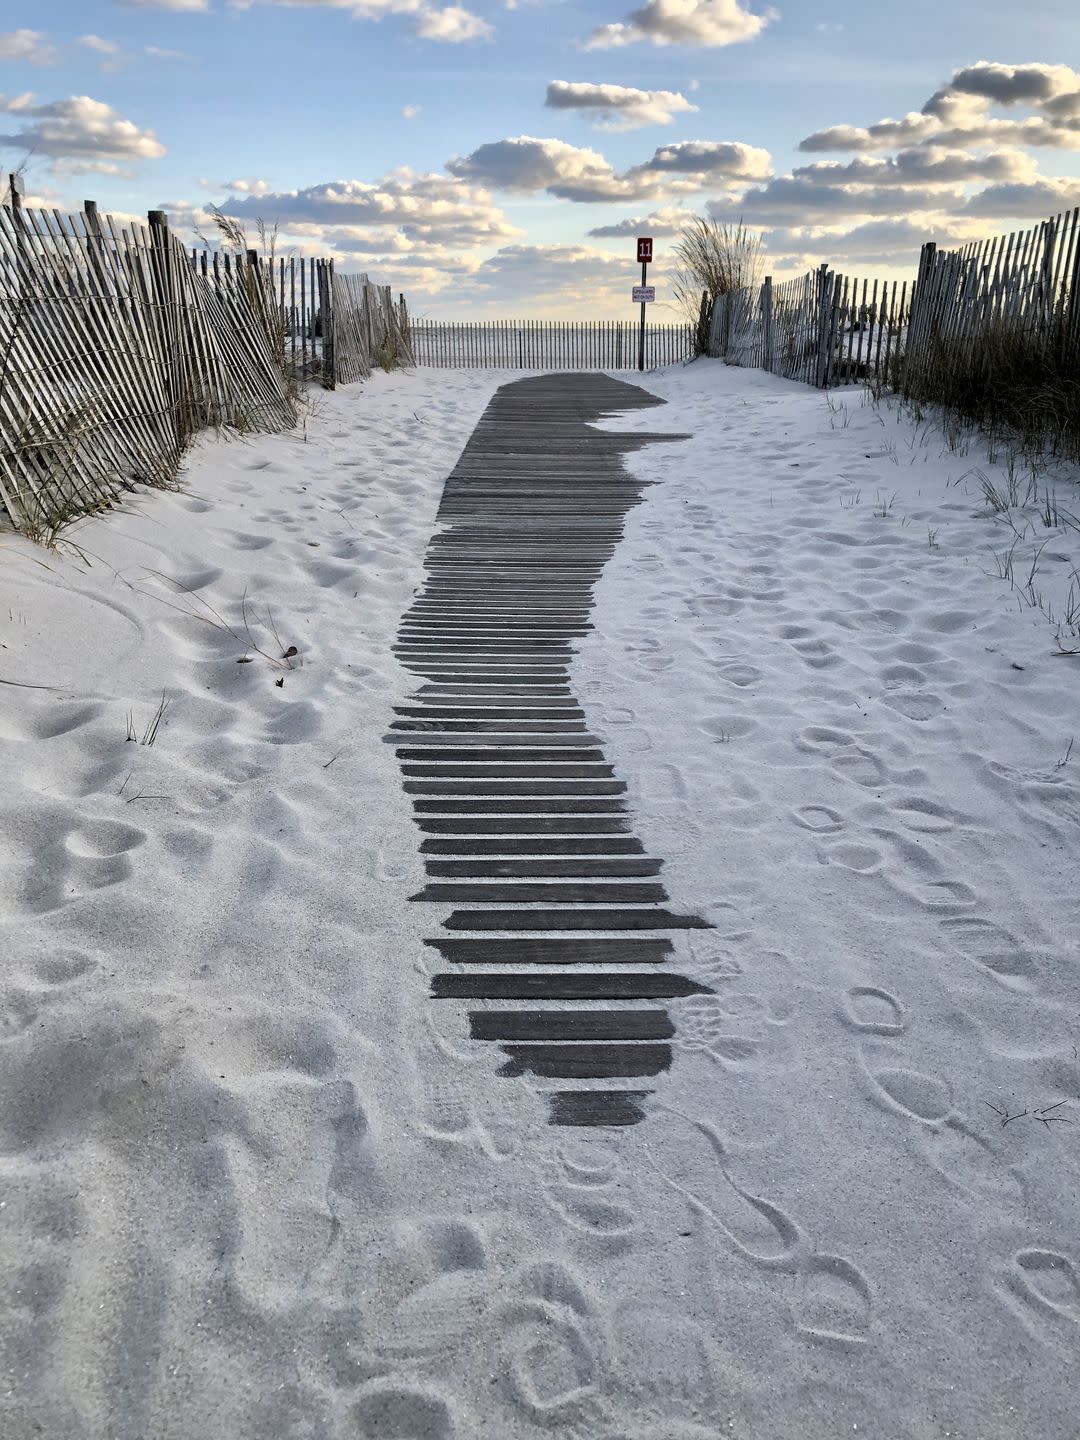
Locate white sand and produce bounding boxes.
[1,361,1078,1438]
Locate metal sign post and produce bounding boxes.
[636,236,652,371]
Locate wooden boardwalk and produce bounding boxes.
[388,373,710,1127]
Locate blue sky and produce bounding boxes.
[3,1,1079,317]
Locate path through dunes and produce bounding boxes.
[389,375,710,1124]
[0,362,1078,1438]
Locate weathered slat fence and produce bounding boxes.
[900,210,1080,429]
[0,188,414,536]
[186,254,417,387]
[707,209,1079,461]
[411,319,693,371]
[709,265,911,388]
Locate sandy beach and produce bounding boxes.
[2,359,1079,1438]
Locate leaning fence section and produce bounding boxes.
[411,320,693,371]
[1,191,414,536]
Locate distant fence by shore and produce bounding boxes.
[0,190,414,538]
[411,319,694,371]
[707,210,1080,459]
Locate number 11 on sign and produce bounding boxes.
[636,237,652,371]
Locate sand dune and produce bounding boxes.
[1,362,1078,1437]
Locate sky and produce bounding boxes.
[2,0,1080,319]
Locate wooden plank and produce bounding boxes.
[442,908,709,930]
[469,1010,674,1041]
[425,937,673,963]
[498,1043,672,1079]
[434,973,709,1000]
[547,1090,652,1126]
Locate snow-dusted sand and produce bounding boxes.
[1,360,1078,1437]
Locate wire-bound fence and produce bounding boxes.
[411,319,693,371]
[1,190,414,537]
[332,272,415,384]
[706,209,1080,459]
[899,210,1080,456]
[709,265,911,387]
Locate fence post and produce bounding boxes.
[761,276,773,372]
[814,264,833,388]
[1066,218,1080,345]
[1037,216,1056,328]
[313,260,334,388]
[902,241,936,396]
[83,200,111,292]
[147,209,183,450]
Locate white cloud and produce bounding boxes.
[940,62,1080,107]
[801,60,1080,153]
[627,139,772,179]
[719,175,962,227]
[197,169,522,255]
[0,94,166,171]
[545,80,697,130]
[79,35,122,55]
[588,204,695,238]
[403,104,421,119]
[447,134,764,201]
[78,34,126,72]
[585,0,774,52]
[0,30,57,65]
[116,1,211,11]
[963,176,1080,218]
[414,4,491,39]
[199,176,271,195]
[226,0,492,41]
[447,136,625,196]
[791,147,1037,190]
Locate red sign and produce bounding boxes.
[637,236,653,264]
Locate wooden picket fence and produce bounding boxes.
[707,209,1080,434]
[708,265,911,387]
[186,252,416,387]
[411,319,693,371]
[0,190,414,536]
[902,209,1080,392]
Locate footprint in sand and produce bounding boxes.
[716,660,764,689]
[263,699,322,746]
[862,1058,953,1123]
[939,916,1038,989]
[351,1382,456,1438]
[373,1219,489,1361]
[656,1119,802,1270]
[832,748,889,789]
[1001,1249,1080,1345]
[794,726,856,759]
[671,994,763,1066]
[840,986,905,1037]
[545,1173,636,1241]
[892,796,958,834]
[818,841,884,875]
[33,951,98,988]
[495,1261,603,1428]
[791,1254,873,1348]
[791,804,845,834]
[882,690,944,722]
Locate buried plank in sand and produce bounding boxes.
[0,363,1078,1437]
